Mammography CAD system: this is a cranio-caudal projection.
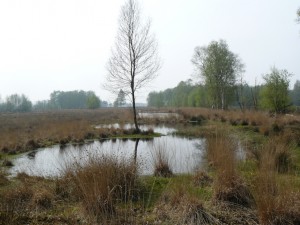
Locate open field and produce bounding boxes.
[0,109,135,155]
[1,108,300,224]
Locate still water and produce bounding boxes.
[10,125,205,177]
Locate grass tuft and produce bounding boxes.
[31,188,54,209]
[206,131,253,207]
[151,142,173,178]
[193,170,213,187]
[63,153,138,220]
[158,178,221,224]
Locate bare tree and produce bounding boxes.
[105,0,160,132]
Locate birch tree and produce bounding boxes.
[105,0,160,132]
[260,67,292,113]
[192,40,244,110]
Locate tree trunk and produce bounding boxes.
[131,90,140,133]
[221,90,225,110]
[251,86,258,111]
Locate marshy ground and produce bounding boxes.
[1,108,300,224]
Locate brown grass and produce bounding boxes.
[0,173,81,224]
[0,170,9,186]
[0,184,34,224]
[151,142,173,177]
[179,107,300,135]
[30,188,54,209]
[259,137,294,173]
[1,107,300,155]
[63,153,138,221]
[253,138,300,224]
[0,109,132,154]
[1,107,300,224]
[158,179,221,224]
[206,131,253,207]
[193,170,213,187]
[254,172,300,224]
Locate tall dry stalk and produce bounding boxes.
[206,131,253,206]
[254,138,300,224]
[63,153,138,221]
[151,142,173,177]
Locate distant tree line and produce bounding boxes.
[0,90,103,113]
[148,40,298,114]
[35,90,102,111]
[147,78,300,112]
[0,94,32,113]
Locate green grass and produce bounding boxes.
[138,174,214,209]
[139,176,171,208]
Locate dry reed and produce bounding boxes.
[253,138,300,224]
[151,142,173,177]
[62,153,138,221]
[206,131,253,207]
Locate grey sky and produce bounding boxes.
[0,0,299,103]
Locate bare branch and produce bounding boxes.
[104,0,160,131]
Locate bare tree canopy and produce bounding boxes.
[105,0,160,132]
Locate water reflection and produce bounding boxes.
[134,138,140,163]
[138,112,180,119]
[95,124,176,135]
[10,132,204,177]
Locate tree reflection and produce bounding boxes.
[134,138,140,163]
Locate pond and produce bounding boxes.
[138,112,180,119]
[9,125,206,177]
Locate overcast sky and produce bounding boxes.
[0,0,299,103]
